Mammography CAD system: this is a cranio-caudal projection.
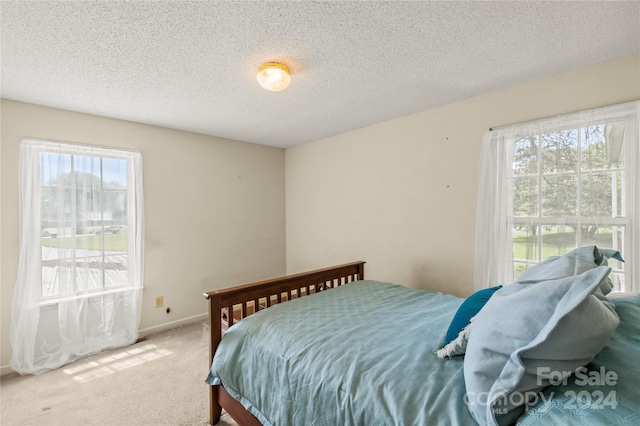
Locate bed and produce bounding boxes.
[203,250,640,426]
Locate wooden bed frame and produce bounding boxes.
[203,261,366,426]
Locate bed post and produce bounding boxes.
[206,293,222,425]
[356,262,365,281]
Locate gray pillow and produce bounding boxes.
[463,266,619,426]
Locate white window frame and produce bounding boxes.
[474,101,639,292]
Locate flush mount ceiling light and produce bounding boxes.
[257,62,291,92]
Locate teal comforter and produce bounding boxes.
[205,280,474,426]
[516,296,640,426]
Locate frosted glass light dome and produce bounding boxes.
[257,62,291,92]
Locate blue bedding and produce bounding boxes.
[205,280,474,426]
[516,296,640,426]
[205,279,640,425]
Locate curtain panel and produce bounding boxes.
[10,139,144,375]
[474,101,639,292]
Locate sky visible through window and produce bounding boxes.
[39,152,127,185]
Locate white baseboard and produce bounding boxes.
[1,363,16,376]
[138,312,208,338]
[0,312,209,377]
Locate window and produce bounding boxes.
[11,139,144,374]
[40,151,131,299]
[475,101,639,292]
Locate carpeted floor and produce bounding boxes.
[0,321,238,426]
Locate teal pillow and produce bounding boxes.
[445,285,502,344]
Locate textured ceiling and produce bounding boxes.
[1,1,639,148]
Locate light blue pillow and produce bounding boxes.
[516,246,623,292]
[517,296,640,426]
[464,266,620,426]
[445,285,502,344]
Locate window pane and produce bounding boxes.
[40,152,71,186]
[582,125,607,170]
[103,189,127,221]
[40,152,72,240]
[41,187,59,235]
[540,225,575,258]
[541,175,577,216]
[105,246,128,288]
[513,137,537,176]
[512,177,538,217]
[74,155,101,177]
[582,122,625,171]
[580,225,623,250]
[103,158,128,189]
[581,172,621,217]
[512,225,538,262]
[103,160,128,289]
[541,129,577,173]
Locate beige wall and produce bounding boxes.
[2,53,639,374]
[0,100,286,373]
[285,53,640,297]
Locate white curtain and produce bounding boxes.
[474,101,639,292]
[11,139,144,375]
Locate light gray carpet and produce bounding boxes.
[0,321,238,426]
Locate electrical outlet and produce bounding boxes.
[155,296,163,308]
